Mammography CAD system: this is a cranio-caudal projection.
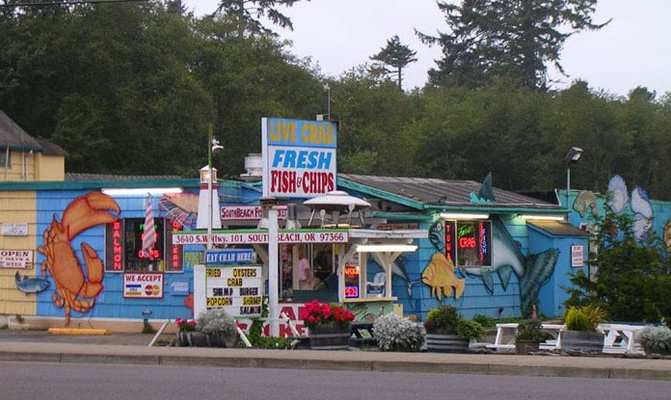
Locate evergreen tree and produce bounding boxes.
[418,0,608,90]
[216,0,309,37]
[370,35,417,91]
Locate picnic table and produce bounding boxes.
[598,323,646,355]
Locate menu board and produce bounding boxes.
[205,265,263,317]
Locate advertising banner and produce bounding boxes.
[173,229,349,246]
[123,273,164,299]
[205,265,263,317]
[0,250,33,269]
[261,118,337,198]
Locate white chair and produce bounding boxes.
[366,272,386,297]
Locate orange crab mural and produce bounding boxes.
[38,192,120,324]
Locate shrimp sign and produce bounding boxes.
[261,118,337,198]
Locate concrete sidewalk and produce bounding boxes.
[1,331,670,381]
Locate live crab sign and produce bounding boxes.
[261,118,337,198]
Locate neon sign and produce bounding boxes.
[344,260,360,298]
[105,220,125,272]
[344,286,359,298]
[445,220,492,267]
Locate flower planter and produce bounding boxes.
[309,324,351,350]
[426,330,469,353]
[560,331,603,355]
[179,331,208,347]
[206,331,239,348]
[515,340,539,355]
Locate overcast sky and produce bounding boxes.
[183,0,670,98]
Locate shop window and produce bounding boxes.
[105,218,183,272]
[279,243,338,302]
[446,220,492,267]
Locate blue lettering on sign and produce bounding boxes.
[272,150,332,169]
[205,249,256,265]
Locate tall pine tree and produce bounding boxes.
[370,35,417,91]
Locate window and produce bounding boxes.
[445,220,492,267]
[0,147,10,167]
[105,218,183,272]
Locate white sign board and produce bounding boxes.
[220,205,287,221]
[0,250,33,269]
[203,265,263,317]
[173,230,348,246]
[261,118,337,198]
[571,245,584,267]
[123,273,164,298]
[2,223,28,236]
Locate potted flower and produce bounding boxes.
[176,317,207,347]
[560,305,605,355]
[424,305,483,353]
[300,300,355,350]
[196,308,238,348]
[639,324,671,356]
[515,318,549,355]
[373,313,423,352]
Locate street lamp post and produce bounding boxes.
[206,124,224,250]
[323,84,331,120]
[564,147,583,217]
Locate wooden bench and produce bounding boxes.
[485,323,566,353]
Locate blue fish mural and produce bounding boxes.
[15,271,50,294]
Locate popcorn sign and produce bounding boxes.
[262,118,337,198]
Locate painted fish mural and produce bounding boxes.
[665,220,671,250]
[573,190,599,219]
[631,186,653,242]
[426,217,559,311]
[38,192,120,325]
[15,271,50,293]
[607,175,629,214]
[422,252,465,300]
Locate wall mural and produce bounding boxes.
[573,191,599,219]
[665,220,671,249]
[15,271,50,293]
[422,252,465,300]
[159,192,199,227]
[603,174,654,242]
[425,217,559,311]
[38,192,120,324]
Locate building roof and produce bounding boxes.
[527,220,590,237]
[0,110,67,155]
[0,110,44,151]
[65,173,184,181]
[338,174,564,212]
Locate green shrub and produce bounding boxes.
[425,305,460,333]
[455,319,484,340]
[639,325,671,355]
[196,309,237,336]
[565,307,592,331]
[472,314,496,328]
[515,318,548,342]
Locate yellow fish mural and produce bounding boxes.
[422,253,466,300]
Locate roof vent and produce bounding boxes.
[240,153,262,181]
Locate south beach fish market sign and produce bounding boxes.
[262,118,337,198]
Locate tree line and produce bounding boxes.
[0,1,669,199]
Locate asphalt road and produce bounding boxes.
[2,361,670,400]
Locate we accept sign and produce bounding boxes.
[261,118,337,198]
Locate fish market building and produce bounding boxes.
[0,113,591,330]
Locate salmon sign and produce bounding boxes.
[261,118,337,198]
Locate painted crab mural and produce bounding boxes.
[38,192,120,324]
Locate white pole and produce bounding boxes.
[207,167,213,250]
[268,208,279,337]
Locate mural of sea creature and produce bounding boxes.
[38,192,120,325]
[607,175,628,214]
[159,192,199,227]
[470,172,496,203]
[15,271,50,293]
[665,220,671,250]
[573,190,599,219]
[631,186,653,242]
[422,252,465,301]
